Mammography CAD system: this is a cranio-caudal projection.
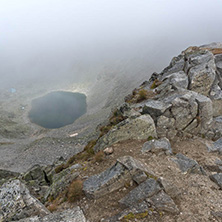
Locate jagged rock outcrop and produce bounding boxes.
[0,180,49,221]
[91,44,222,151]
[83,156,155,198]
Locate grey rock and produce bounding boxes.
[0,169,19,180]
[106,190,179,221]
[44,167,79,201]
[168,71,189,89]
[119,103,141,118]
[23,165,50,186]
[155,90,213,137]
[119,179,161,207]
[195,93,213,131]
[83,162,131,199]
[94,114,157,152]
[187,51,216,96]
[83,156,155,198]
[172,153,206,175]
[200,42,222,49]
[204,164,222,173]
[131,171,148,185]
[158,177,180,198]
[0,180,49,221]
[142,100,171,119]
[161,71,189,90]
[141,137,172,154]
[0,169,19,186]
[148,190,179,214]
[210,173,222,188]
[208,116,222,140]
[16,208,86,222]
[206,138,222,153]
[160,55,185,77]
[69,163,82,170]
[105,201,152,222]
[211,95,222,118]
[215,54,222,85]
[117,156,155,184]
[170,93,198,130]
[215,158,222,166]
[211,211,222,220]
[156,115,177,139]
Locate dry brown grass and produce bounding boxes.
[94,151,105,163]
[150,79,162,89]
[47,203,58,212]
[67,179,83,203]
[136,89,156,103]
[125,88,156,104]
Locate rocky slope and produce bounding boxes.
[2,43,222,221]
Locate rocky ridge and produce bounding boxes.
[2,43,222,221]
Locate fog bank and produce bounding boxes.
[0,0,222,87]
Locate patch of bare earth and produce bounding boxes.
[58,137,222,222]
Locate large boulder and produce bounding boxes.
[94,115,157,152]
[83,156,155,198]
[0,180,49,221]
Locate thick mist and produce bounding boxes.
[0,0,222,88]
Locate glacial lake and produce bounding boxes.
[29,91,87,128]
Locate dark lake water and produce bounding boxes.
[29,91,87,128]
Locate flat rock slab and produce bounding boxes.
[142,138,172,154]
[83,156,155,198]
[172,153,206,175]
[0,180,49,221]
[16,208,86,222]
[119,178,161,207]
[148,191,179,214]
[83,162,129,199]
[209,173,222,188]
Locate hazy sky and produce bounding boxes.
[0,0,222,86]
